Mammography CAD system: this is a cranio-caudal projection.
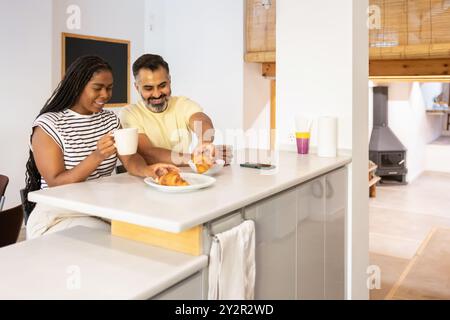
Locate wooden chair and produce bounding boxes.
[0,175,9,211]
[369,161,381,198]
[19,189,32,225]
[115,165,127,174]
[0,205,23,248]
[0,174,8,197]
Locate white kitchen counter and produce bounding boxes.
[28,151,351,232]
[0,226,207,299]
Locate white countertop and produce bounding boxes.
[0,227,207,300]
[29,151,351,232]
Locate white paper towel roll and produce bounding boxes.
[317,116,337,157]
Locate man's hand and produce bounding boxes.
[214,145,233,166]
[145,163,179,179]
[192,143,215,166]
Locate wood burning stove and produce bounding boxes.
[369,87,408,185]
[369,151,407,184]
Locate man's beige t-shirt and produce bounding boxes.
[120,96,202,153]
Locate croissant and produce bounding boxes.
[192,154,212,174]
[156,171,189,186]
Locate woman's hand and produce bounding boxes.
[94,133,116,161]
[145,163,180,179]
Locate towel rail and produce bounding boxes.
[206,210,247,242]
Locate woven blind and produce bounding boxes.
[370,0,450,59]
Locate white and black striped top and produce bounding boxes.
[32,109,120,189]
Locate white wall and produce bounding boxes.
[243,63,271,149]
[426,144,450,173]
[1,0,245,209]
[144,0,244,141]
[0,0,53,209]
[277,0,369,299]
[369,83,444,182]
[277,2,352,149]
[52,0,147,105]
[145,0,165,55]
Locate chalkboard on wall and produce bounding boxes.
[62,33,130,107]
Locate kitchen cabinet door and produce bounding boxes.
[152,272,203,300]
[297,177,326,300]
[324,167,347,300]
[244,188,297,299]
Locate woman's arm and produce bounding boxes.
[32,127,116,187]
[119,152,179,179]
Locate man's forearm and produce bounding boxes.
[200,125,215,144]
[139,147,191,166]
[121,153,150,178]
[189,112,215,144]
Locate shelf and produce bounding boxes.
[369,176,381,187]
[244,51,276,63]
[426,109,449,116]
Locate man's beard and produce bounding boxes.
[141,94,168,113]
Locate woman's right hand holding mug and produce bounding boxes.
[94,133,117,160]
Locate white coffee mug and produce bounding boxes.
[113,128,138,155]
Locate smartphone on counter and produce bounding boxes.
[240,162,276,170]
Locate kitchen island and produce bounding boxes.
[28,151,350,233]
[4,151,351,299]
[0,226,207,299]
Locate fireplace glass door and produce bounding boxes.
[380,153,404,168]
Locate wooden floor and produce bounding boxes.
[370,171,450,300]
[389,228,450,300]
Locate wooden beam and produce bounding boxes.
[262,63,276,78]
[245,51,276,63]
[370,76,450,83]
[370,58,450,79]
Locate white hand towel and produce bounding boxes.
[208,220,256,300]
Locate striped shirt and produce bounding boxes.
[32,109,120,189]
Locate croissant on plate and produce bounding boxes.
[156,171,189,186]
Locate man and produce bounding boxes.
[120,54,230,166]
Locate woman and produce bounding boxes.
[25,55,177,239]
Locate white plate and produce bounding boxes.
[188,159,225,175]
[143,172,216,193]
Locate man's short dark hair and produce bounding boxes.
[132,54,170,78]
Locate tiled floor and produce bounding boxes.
[369,172,450,300]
